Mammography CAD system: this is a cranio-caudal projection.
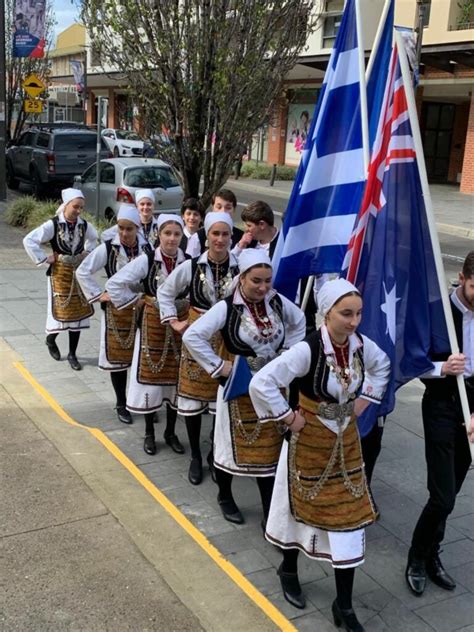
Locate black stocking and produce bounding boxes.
[145,413,155,438]
[68,330,80,355]
[165,405,177,437]
[215,467,233,501]
[46,333,58,344]
[185,414,202,459]
[110,370,127,408]
[281,548,299,574]
[334,567,355,610]
[256,476,275,520]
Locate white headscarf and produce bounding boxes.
[204,211,233,235]
[317,278,360,318]
[117,204,141,227]
[56,188,84,216]
[157,213,184,231]
[135,189,155,204]
[238,248,272,276]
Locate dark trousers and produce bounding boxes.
[411,392,472,559]
[361,422,384,485]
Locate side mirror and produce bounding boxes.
[73,175,83,184]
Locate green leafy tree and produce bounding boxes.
[81,0,316,207]
[6,0,54,142]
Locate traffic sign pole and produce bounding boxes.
[0,0,7,201]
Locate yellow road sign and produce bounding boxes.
[24,99,43,113]
[23,74,46,98]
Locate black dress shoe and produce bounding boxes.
[188,457,203,485]
[332,599,364,631]
[45,337,61,361]
[405,556,427,596]
[277,563,306,609]
[217,495,244,524]
[143,435,156,455]
[164,433,185,454]
[207,451,217,483]
[67,353,82,371]
[427,554,456,590]
[116,406,133,424]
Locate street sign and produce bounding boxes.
[23,74,46,98]
[24,99,43,113]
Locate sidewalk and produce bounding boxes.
[228,178,474,240]
[0,202,473,631]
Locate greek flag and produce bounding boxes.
[273,0,366,300]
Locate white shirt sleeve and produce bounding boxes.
[23,220,55,266]
[182,301,227,377]
[359,335,391,404]
[280,294,306,348]
[100,225,118,243]
[249,342,312,422]
[76,243,108,302]
[186,232,201,258]
[84,222,99,252]
[419,362,444,378]
[105,253,148,309]
[158,260,192,322]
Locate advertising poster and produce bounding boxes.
[12,0,46,58]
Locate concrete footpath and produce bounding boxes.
[1,197,473,631]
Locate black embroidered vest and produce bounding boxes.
[49,215,87,255]
[104,240,151,279]
[220,293,284,357]
[298,330,365,404]
[189,257,239,310]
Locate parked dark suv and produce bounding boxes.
[6,124,111,197]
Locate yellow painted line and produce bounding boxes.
[14,361,297,632]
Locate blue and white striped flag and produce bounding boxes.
[273,0,366,300]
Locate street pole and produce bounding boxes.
[82,50,87,125]
[95,95,102,221]
[0,0,7,201]
[415,0,425,66]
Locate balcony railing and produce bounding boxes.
[449,21,474,30]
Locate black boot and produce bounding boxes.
[332,599,364,631]
[207,450,217,483]
[164,432,185,454]
[405,550,427,596]
[427,552,456,590]
[45,334,60,361]
[277,563,305,609]
[67,353,82,371]
[217,494,244,524]
[144,435,156,455]
[188,457,203,485]
[116,406,133,425]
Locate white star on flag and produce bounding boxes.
[380,282,400,344]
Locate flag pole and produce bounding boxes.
[395,29,473,455]
[365,0,392,80]
[355,0,370,174]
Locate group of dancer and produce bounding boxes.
[23,185,473,632]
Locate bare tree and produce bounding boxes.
[5,0,54,142]
[82,0,316,208]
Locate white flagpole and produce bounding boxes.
[395,29,473,456]
[355,0,370,174]
[365,0,392,81]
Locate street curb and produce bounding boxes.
[0,339,284,632]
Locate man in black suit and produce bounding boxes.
[406,251,473,596]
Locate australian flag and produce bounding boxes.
[343,43,449,436]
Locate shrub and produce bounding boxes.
[5,196,38,227]
[25,201,58,231]
[239,160,297,181]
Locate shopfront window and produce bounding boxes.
[285,88,320,165]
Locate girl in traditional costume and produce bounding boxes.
[158,212,239,485]
[249,279,390,631]
[183,249,305,524]
[23,188,98,371]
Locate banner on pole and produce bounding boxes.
[12,0,46,58]
[70,60,85,93]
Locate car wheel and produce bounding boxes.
[104,207,115,221]
[6,162,20,190]
[31,168,45,199]
[113,146,119,157]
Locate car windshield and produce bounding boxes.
[54,135,105,151]
[124,166,179,188]
[116,130,141,141]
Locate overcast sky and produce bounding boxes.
[52,0,80,44]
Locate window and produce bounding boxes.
[54,134,97,151]
[124,166,179,189]
[100,162,115,184]
[20,132,36,146]
[321,0,343,49]
[83,163,97,183]
[35,133,50,148]
[420,1,431,28]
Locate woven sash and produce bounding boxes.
[50,260,93,322]
[178,307,222,402]
[288,392,376,531]
[138,295,188,385]
[105,303,137,364]
[229,393,284,468]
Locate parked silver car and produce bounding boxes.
[73,158,184,220]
